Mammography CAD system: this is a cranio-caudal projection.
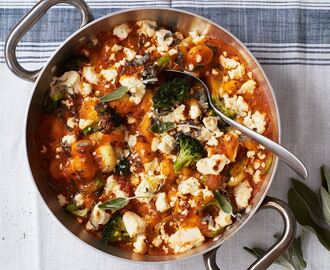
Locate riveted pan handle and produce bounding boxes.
[203,196,297,270]
[4,0,93,82]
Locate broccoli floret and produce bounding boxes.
[174,134,206,173]
[102,213,130,243]
[153,78,190,110]
[115,158,131,176]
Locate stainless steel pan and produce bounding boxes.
[4,1,296,269]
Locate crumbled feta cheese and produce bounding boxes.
[61,134,76,146]
[188,63,194,71]
[223,94,249,117]
[168,227,205,253]
[155,192,170,213]
[228,64,245,80]
[124,47,136,61]
[219,55,239,69]
[158,134,175,155]
[237,79,256,94]
[144,158,160,173]
[145,45,156,54]
[122,211,146,238]
[207,136,219,146]
[178,177,200,195]
[234,180,252,209]
[152,235,163,247]
[214,209,232,227]
[133,234,147,254]
[151,137,160,152]
[66,117,76,129]
[136,20,157,37]
[202,188,214,200]
[82,66,99,85]
[111,44,122,52]
[253,169,262,183]
[78,119,94,130]
[74,193,85,207]
[100,68,118,82]
[113,23,131,40]
[50,71,81,95]
[114,58,126,68]
[86,202,110,230]
[104,175,128,198]
[160,105,186,123]
[135,174,164,202]
[80,82,92,96]
[243,111,267,134]
[57,194,67,206]
[119,75,146,105]
[168,48,178,56]
[128,134,138,149]
[189,104,202,120]
[189,31,206,44]
[196,54,202,63]
[155,29,173,52]
[203,116,218,131]
[247,151,255,158]
[196,154,230,175]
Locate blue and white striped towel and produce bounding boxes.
[0,1,329,269]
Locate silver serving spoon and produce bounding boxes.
[163,69,308,179]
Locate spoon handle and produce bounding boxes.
[212,105,308,179]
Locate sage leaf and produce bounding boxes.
[288,188,330,251]
[321,165,330,192]
[100,78,158,103]
[291,178,329,229]
[244,232,306,270]
[99,197,129,210]
[320,186,330,225]
[214,191,233,214]
[151,122,176,133]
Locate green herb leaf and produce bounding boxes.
[100,78,158,103]
[320,186,330,225]
[214,191,233,214]
[321,165,330,192]
[99,197,129,211]
[156,55,170,70]
[44,99,58,114]
[65,203,89,218]
[82,125,98,135]
[102,213,130,243]
[244,232,307,270]
[291,178,329,229]
[151,122,176,133]
[288,188,330,251]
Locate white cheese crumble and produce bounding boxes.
[253,169,262,183]
[223,94,249,117]
[203,116,218,131]
[155,192,170,213]
[80,82,92,96]
[234,180,252,209]
[228,64,245,80]
[50,71,81,95]
[113,23,131,40]
[155,29,173,52]
[189,30,206,44]
[61,134,76,146]
[66,117,76,129]
[214,209,232,227]
[122,211,146,238]
[104,175,128,198]
[178,177,200,195]
[189,103,202,120]
[86,202,110,230]
[82,66,99,85]
[74,193,85,207]
[158,134,175,155]
[100,68,118,82]
[119,75,146,105]
[196,154,230,175]
[123,47,136,61]
[237,79,256,94]
[243,111,267,134]
[133,234,147,254]
[168,227,205,253]
[136,20,157,37]
[128,134,138,149]
[57,194,67,206]
[219,55,239,69]
[160,105,186,123]
[111,44,122,52]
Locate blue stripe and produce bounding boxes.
[1,8,330,44]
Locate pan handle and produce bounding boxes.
[4,0,93,82]
[203,196,297,270]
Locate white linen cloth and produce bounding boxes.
[1,0,330,269]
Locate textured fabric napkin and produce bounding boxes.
[1,0,330,269]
